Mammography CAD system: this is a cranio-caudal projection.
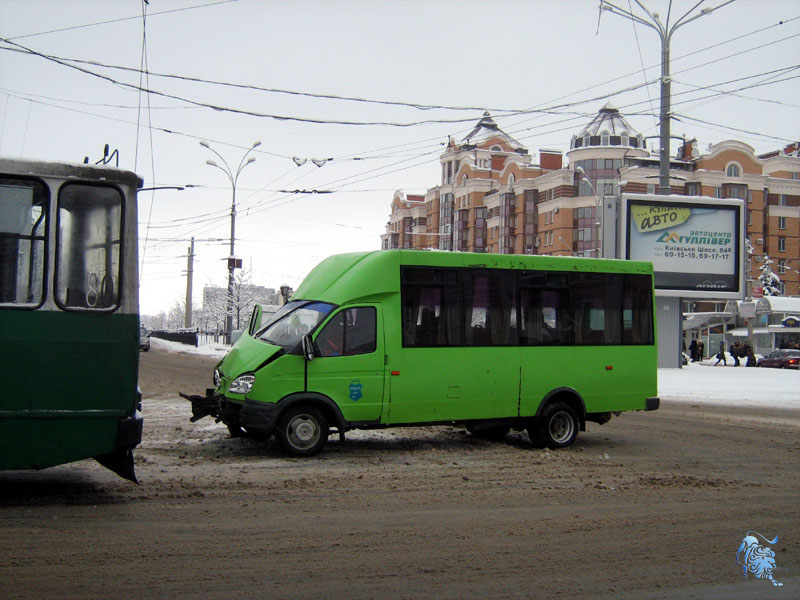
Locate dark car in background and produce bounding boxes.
[758,349,800,369]
[139,326,150,352]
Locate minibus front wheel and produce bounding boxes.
[276,405,329,457]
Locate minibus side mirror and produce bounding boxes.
[301,334,315,361]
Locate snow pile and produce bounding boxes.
[659,361,798,409]
[150,336,228,358]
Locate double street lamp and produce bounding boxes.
[599,0,734,195]
[200,140,261,343]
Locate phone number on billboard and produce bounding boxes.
[663,251,729,259]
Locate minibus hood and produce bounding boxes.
[220,335,283,377]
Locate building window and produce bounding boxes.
[722,183,747,199]
[778,237,786,252]
[747,211,752,226]
[778,216,787,230]
[726,164,741,178]
[685,182,700,196]
[778,195,789,206]
[778,259,786,274]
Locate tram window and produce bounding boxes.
[0,179,48,307]
[56,183,123,310]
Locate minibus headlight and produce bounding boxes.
[229,374,255,394]
[213,369,222,388]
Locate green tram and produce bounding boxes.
[186,250,659,456]
[0,158,143,481]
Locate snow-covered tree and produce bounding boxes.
[167,300,186,329]
[199,269,261,334]
[200,287,228,334]
[758,254,782,296]
[231,268,259,331]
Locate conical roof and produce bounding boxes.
[575,102,639,138]
[461,111,526,151]
[570,103,646,150]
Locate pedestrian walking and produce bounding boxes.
[715,341,727,366]
[689,339,698,362]
[730,341,741,367]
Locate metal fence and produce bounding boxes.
[150,329,230,348]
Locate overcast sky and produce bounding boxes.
[1,0,798,316]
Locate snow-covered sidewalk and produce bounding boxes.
[659,360,798,409]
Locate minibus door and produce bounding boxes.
[306,305,385,423]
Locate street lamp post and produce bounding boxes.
[599,0,734,195]
[200,140,261,343]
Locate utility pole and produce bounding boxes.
[599,0,735,195]
[184,237,194,329]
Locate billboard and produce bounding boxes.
[620,194,744,299]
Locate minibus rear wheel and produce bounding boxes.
[529,402,579,449]
[276,405,329,457]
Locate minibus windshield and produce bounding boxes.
[256,300,335,349]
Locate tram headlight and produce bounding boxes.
[229,374,255,395]
[213,369,222,388]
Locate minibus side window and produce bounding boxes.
[401,267,463,347]
[622,274,654,345]
[463,270,517,346]
[520,288,571,345]
[570,272,622,345]
[0,178,48,307]
[316,307,376,357]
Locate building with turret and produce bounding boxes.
[382,105,800,297]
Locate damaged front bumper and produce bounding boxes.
[180,388,221,423]
[180,390,280,439]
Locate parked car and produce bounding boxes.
[139,326,150,352]
[757,349,800,369]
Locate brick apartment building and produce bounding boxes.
[382,105,800,297]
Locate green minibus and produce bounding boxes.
[185,250,658,456]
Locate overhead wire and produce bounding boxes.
[8,7,794,261]
[3,0,240,41]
